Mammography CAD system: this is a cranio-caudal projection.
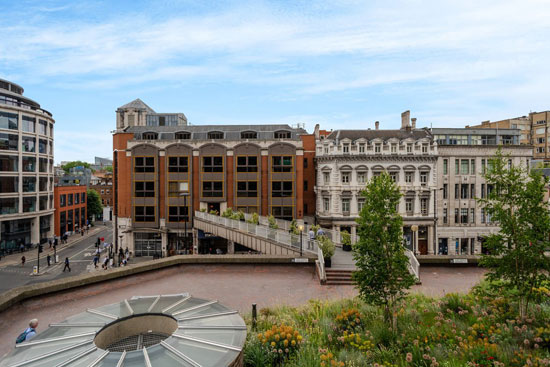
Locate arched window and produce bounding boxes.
[241,131,257,139]
[142,132,158,140]
[175,131,191,139]
[274,130,291,139]
[207,131,224,139]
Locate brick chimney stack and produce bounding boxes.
[401,110,410,129]
[411,118,417,129]
[375,121,379,130]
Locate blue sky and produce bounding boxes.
[1,0,549,163]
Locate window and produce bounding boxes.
[470,208,475,223]
[406,144,413,153]
[461,159,469,175]
[60,194,66,207]
[237,181,258,197]
[405,172,413,183]
[272,181,292,197]
[0,155,18,171]
[323,198,330,212]
[538,137,545,144]
[304,180,308,191]
[272,156,292,172]
[455,159,459,174]
[40,196,48,211]
[274,131,291,139]
[22,177,36,192]
[358,144,365,153]
[203,156,223,172]
[422,144,428,153]
[357,172,366,184]
[68,194,73,206]
[202,181,223,197]
[75,193,80,204]
[461,184,469,199]
[0,133,18,151]
[142,132,158,140]
[323,172,330,184]
[420,171,428,185]
[343,144,350,153]
[101,190,104,194]
[81,192,85,203]
[0,197,18,214]
[271,206,293,220]
[324,146,329,154]
[471,159,475,174]
[443,159,448,175]
[241,131,257,139]
[0,176,18,193]
[39,139,47,154]
[135,181,155,197]
[342,198,350,213]
[389,172,398,182]
[391,144,397,153]
[341,172,350,183]
[470,184,475,198]
[443,208,448,224]
[481,159,486,174]
[38,120,47,135]
[135,206,155,222]
[207,131,224,139]
[23,197,36,212]
[22,116,35,133]
[0,111,18,130]
[455,208,459,223]
[168,206,189,222]
[22,156,35,172]
[481,183,486,198]
[22,136,35,152]
[358,199,365,212]
[455,184,459,199]
[443,184,448,199]
[175,132,191,139]
[420,198,428,215]
[375,144,381,153]
[304,158,308,168]
[135,157,155,173]
[168,156,188,173]
[461,208,468,224]
[405,198,413,213]
[236,156,257,172]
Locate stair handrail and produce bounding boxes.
[317,246,326,283]
[405,248,420,280]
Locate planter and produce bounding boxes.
[342,244,352,252]
[324,257,332,268]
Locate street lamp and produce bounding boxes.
[411,225,419,255]
[298,224,304,257]
[179,182,190,255]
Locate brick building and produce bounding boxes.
[113,99,314,257]
[90,171,113,220]
[54,184,87,237]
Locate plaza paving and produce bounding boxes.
[0,264,486,358]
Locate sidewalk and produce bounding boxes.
[0,225,106,268]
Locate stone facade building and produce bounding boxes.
[0,79,55,252]
[113,99,315,257]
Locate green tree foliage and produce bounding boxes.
[87,189,103,219]
[103,166,113,172]
[61,160,92,173]
[479,150,550,320]
[352,172,415,331]
[317,235,335,258]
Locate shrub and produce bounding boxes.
[335,308,362,332]
[318,235,335,258]
[221,207,234,218]
[257,324,302,364]
[247,212,260,225]
[268,215,279,229]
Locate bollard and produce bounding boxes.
[252,303,257,331]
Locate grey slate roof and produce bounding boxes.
[326,129,432,142]
[117,98,156,113]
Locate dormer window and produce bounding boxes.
[391,144,397,153]
[274,130,291,139]
[406,144,413,153]
[374,144,381,153]
[208,131,224,139]
[143,132,158,140]
[358,144,365,153]
[175,132,191,139]
[343,144,350,153]
[422,144,428,153]
[241,131,257,139]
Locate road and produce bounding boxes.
[0,225,113,294]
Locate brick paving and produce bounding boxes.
[0,264,486,358]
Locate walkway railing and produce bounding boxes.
[317,247,326,283]
[405,249,420,280]
[195,211,317,255]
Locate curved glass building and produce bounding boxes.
[0,79,55,253]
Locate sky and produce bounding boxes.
[1,0,549,163]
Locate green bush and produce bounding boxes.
[318,235,335,258]
[247,212,259,225]
[268,215,279,229]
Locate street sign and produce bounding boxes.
[451,258,468,264]
[293,258,309,263]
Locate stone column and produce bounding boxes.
[193,228,199,254]
[31,216,40,244]
[161,232,168,257]
[227,240,235,254]
[351,225,357,244]
[261,150,269,216]
[427,226,434,254]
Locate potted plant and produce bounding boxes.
[341,230,352,252]
[232,210,245,221]
[221,207,234,218]
[247,212,259,225]
[268,215,279,229]
[318,235,335,268]
[290,219,300,247]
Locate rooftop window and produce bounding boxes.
[207,131,224,139]
[241,131,257,139]
[274,130,291,139]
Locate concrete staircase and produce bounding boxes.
[325,268,354,285]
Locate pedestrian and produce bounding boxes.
[16,319,38,344]
[21,256,26,267]
[54,237,58,248]
[103,219,106,226]
[102,257,109,270]
[308,228,315,249]
[93,255,99,268]
[316,227,325,238]
[48,239,52,249]
[63,257,71,272]
[81,228,84,236]
[47,254,51,267]
[125,247,129,259]
[20,243,25,253]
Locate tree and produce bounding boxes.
[103,166,113,173]
[479,150,550,320]
[61,161,93,174]
[352,172,416,331]
[87,189,103,220]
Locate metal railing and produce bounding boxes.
[317,246,326,283]
[195,211,317,254]
[405,248,420,280]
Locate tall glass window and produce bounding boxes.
[22,136,35,152]
[0,176,18,193]
[39,177,47,191]
[0,111,18,130]
[0,197,18,214]
[39,158,48,172]
[23,197,36,212]
[0,133,18,151]
[22,116,35,133]
[39,139,47,154]
[22,177,36,192]
[0,155,18,171]
[38,120,48,135]
[22,156,35,172]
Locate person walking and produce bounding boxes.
[93,254,99,268]
[47,254,51,267]
[308,228,315,250]
[48,239,52,249]
[21,256,26,267]
[63,257,71,272]
[16,319,38,344]
[102,256,109,270]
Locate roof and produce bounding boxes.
[117,98,156,113]
[325,129,431,142]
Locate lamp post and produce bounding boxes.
[411,225,419,255]
[298,224,304,257]
[179,182,190,255]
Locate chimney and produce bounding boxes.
[401,110,410,129]
[375,121,379,130]
[411,118,416,129]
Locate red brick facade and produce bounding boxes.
[54,185,87,237]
